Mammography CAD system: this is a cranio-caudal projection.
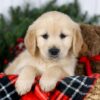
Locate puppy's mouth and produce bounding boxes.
[48,54,60,61]
[49,55,59,59]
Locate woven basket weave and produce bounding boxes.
[75,25,100,100]
[75,24,100,75]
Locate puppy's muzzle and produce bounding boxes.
[49,47,60,58]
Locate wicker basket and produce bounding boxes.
[75,24,100,75]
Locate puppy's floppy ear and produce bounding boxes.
[24,25,36,56]
[72,25,83,57]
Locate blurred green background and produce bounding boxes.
[0,0,100,72]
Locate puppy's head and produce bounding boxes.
[25,11,83,61]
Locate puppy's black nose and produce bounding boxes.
[49,47,59,56]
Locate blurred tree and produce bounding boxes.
[0,0,100,72]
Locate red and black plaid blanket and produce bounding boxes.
[0,73,100,100]
[0,55,100,100]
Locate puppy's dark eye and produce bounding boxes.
[42,33,48,39]
[60,33,67,39]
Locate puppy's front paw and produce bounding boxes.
[39,75,57,92]
[15,78,34,95]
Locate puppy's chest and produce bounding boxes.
[34,59,76,76]
[34,62,53,74]
[35,63,46,73]
[62,59,77,76]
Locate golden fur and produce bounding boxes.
[5,11,83,95]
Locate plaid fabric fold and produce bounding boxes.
[0,73,99,100]
[0,75,20,100]
[57,76,96,100]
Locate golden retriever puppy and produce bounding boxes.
[5,11,83,95]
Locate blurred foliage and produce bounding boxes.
[0,0,100,72]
